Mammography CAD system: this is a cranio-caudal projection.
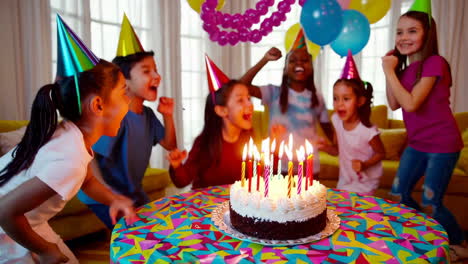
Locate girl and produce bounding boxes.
[382,10,467,259]
[240,47,333,176]
[320,77,385,196]
[167,80,253,189]
[0,60,137,264]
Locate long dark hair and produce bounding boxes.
[279,51,319,114]
[112,51,155,79]
[334,78,374,127]
[0,60,121,187]
[195,80,251,166]
[394,11,439,84]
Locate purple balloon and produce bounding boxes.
[221,13,233,28]
[250,29,262,43]
[214,11,223,24]
[278,1,292,13]
[231,13,241,27]
[246,9,260,24]
[256,2,269,16]
[218,31,228,45]
[286,0,296,4]
[204,0,217,9]
[299,0,306,6]
[202,23,216,34]
[271,12,282,27]
[209,31,220,42]
[228,32,239,45]
[264,0,275,6]
[201,11,216,25]
[239,29,250,42]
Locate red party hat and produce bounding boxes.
[205,54,230,103]
[340,50,361,80]
[290,28,307,51]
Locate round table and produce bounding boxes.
[111,185,449,263]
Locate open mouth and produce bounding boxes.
[242,113,252,121]
[337,110,346,116]
[294,66,305,73]
[150,86,158,92]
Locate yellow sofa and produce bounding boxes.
[254,105,468,231]
[0,120,172,240]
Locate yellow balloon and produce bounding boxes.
[187,0,225,13]
[284,23,320,59]
[349,0,391,24]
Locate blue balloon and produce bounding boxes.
[330,10,371,57]
[300,0,343,46]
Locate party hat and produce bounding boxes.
[409,0,432,17]
[116,14,145,57]
[340,50,361,80]
[56,15,99,79]
[205,54,230,104]
[290,28,307,51]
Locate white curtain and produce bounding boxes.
[148,0,183,169]
[0,0,51,120]
[433,0,467,113]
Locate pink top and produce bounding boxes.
[400,55,462,153]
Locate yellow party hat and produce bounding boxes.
[116,14,145,57]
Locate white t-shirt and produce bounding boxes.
[331,113,383,194]
[0,121,93,264]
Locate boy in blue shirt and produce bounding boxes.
[78,14,176,228]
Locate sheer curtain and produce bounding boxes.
[0,0,52,120]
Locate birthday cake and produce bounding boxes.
[229,176,328,240]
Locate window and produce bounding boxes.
[180,0,210,150]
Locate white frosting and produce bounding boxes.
[230,176,327,223]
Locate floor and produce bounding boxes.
[67,230,468,263]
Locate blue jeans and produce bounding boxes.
[391,146,464,244]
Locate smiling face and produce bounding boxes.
[219,83,253,130]
[285,48,313,82]
[101,73,130,136]
[333,82,361,123]
[396,16,425,57]
[127,56,161,102]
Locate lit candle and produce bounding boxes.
[296,146,305,195]
[254,146,261,192]
[285,146,293,198]
[248,138,253,192]
[262,138,270,197]
[277,141,284,178]
[241,144,247,187]
[270,139,276,180]
[305,139,314,188]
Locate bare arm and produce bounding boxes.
[240,47,282,99]
[362,134,385,169]
[0,177,69,263]
[382,54,436,112]
[81,163,137,225]
[320,122,334,143]
[318,131,339,156]
[386,80,401,111]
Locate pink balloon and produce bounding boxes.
[218,32,228,46]
[221,13,233,28]
[228,32,239,45]
[250,30,262,43]
[239,29,250,42]
[337,0,350,9]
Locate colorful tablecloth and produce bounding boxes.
[111,186,449,264]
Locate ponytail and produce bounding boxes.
[359,81,374,128]
[0,83,59,186]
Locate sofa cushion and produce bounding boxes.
[380,128,407,160]
[455,129,468,174]
[369,105,388,129]
[0,126,26,156]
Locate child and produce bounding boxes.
[167,56,253,188]
[77,14,177,228]
[320,51,385,196]
[381,5,467,259]
[0,16,136,264]
[240,32,332,176]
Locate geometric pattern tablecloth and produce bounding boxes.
[111,185,449,264]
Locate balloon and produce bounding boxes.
[284,23,320,59]
[187,0,225,13]
[300,0,343,46]
[330,10,370,57]
[348,0,391,24]
[337,0,351,9]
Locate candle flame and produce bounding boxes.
[271,138,276,153]
[262,138,270,154]
[278,141,284,158]
[253,145,260,161]
[288,133,293,150]
[242,144,247,161]
[305,139,314,154]
[296,146,305,161]
[285,145,293,161]
[248,137,253,158]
